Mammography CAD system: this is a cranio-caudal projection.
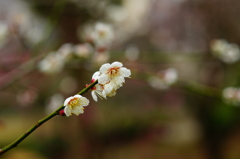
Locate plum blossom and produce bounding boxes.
[38,52,65,74]
[73,43,93,58]
[90,62,131,102]
[211,39,240,64]
[57,43,73,61]
[63,95,89,117]
[149,68,178,90]
[222,87,240,105]
[91,22,114,47]
[98,61,131,88]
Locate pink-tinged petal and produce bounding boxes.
[111,61,123,67]
[64,96,73,106]
[91,91,98,102]
[120,67,131,77]
[100,63,110,73]
[64,106,72,117]
[80,97,90,106]
[98,74,110,84]
[92,71,101,80]
[72,107,84,116]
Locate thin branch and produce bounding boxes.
[0,80,98,156]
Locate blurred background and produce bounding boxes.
[1,0,240,159]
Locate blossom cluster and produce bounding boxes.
[148,68,178,90]
[90,61,131,101]
[62,62,131,117]
[211,39,240,64]
[39,22,114,74]
[222,87,240,105]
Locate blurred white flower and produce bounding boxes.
[125,45,139,61]
[63,94,89,117]
[92,50,110,65]
[38,52,65,74]
[149,68,178,90]
[91,22,114,47]
[222,87,240,105]
[17,89,38,106]
[106,5,128,23]
[211,39,240,64]
[57,43,73,61]
[73,43,93,58]
[45,94,64,114]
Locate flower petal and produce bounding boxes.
[111,61,123,67]
[79,97,90,106]
[91,91,98,102]
[74,94,82,98]
[64,106,72,117]
[92,71,101,80]
[72,107,84,116]
[98,74,110,84]
[64,96,73,106]
[100,63,110,73]
[120,67,131,77]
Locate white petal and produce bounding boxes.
[91,91,98,102]
[92,71,101,80]
[100,63,110,73]
[74,94,82,98]
[64,106,72,117]
[111,61,123,67]
[98,74,110,84]
[64,96,73,106]
[80,97,90,106]
[120,67,131,77]
[114,77,125,86]
[72,107,84,116]
[103,83,114,95]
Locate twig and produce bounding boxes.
[0,80,98,156]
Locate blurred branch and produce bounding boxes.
[176,80,222,98]
[0,0,68,91]
[0,80,98,156]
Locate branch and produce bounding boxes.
[0,80,98,156]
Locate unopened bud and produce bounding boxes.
[58,109,66,116]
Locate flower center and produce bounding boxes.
[68,97,80,109]
[107,67,120,77]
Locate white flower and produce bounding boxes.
[90,62,131,102]
[211,39,240,64]
[57,43,73,60]
[45,94,64,114]
[222,87,240,105]
[98,61,131,88]
[149,68,178,90]
[91,22,114,47]
[92,50,110,65]
[63,95,89,117]
[38,52,65,74]
[160,68,178,85]
[73,43,93,58]
[125,46,139,61]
